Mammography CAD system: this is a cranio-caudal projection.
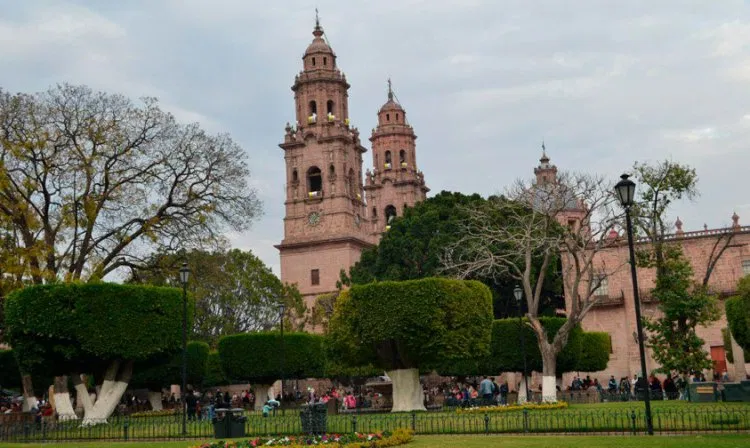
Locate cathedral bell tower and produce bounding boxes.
[364,80,429,235]
[276,15,372,313]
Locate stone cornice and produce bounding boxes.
[275,235,375,251]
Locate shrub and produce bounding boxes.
[0,349,21,390]
[5,283,191,377]
[722,328,750,363]
[218,332,325,384]
[576,332,611,372]
[203,351,229,388]
[329,278,493,371]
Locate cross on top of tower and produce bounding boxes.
[313,8,323,37]
[387,78,393,101]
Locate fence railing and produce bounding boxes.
[1,406,748,442]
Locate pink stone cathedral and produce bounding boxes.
[275,18,428,314]
[276,17,749,384]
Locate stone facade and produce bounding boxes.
[276,19,428,316]
[536,154,750,385]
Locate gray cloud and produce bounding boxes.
[2,0,748,274]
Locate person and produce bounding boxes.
[262,398,280,417]
[607,376,617,394]
[676,373,688,400]
[185,389,198,421]
[479,376,494,402]
[344,392,356,410]
[499,382,509,406]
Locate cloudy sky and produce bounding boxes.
[2,0,749,274]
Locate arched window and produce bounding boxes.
[329,164,335,178]
[307,166,322,193]
[386,113,390,121]
[292,169,299,183]
[385,151,392,164]
[385,205,397,224]
[396,113,399,121]
[312,57,316,66]
[399,150,406,164]
[309,101,317,115]
[327,100,334,115]
[323,57,327,65]
[372,207,378,218]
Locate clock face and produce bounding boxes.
[308,212,321,226]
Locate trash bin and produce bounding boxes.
[212,408,247,439]
[300,403,327,434]
[688,382,718,402]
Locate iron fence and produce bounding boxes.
[0,406,748,442]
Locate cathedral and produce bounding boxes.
[275,17,429,312]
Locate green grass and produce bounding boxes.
[2,402,749,442]
[2,435,750,448]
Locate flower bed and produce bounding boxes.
[456,401,569,414]
[129,408,179,418]
[193,429,413,448]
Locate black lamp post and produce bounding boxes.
[614,173,653,436]
[279,302,286,404]
[514,285,530,403]
[179,262,190,436]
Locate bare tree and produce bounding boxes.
[441,171,624,402]
[0,84,261,410]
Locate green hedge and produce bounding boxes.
[218,332,325,385]
[477,317,584,375]
[576,332,611,373]
[203,351,229,388]
[4,283,192,376]
[131,341,209,390]
[726,276,750,351]
[329,278,493,372]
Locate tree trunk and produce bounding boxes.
[148,391,163,411]
[540,345,558,403]
[21,374,38,411]
[253,384,273,411]
[730,333,747,381]
[72,374,93,416]
[53,376,78,421]
[517,376,529,404]
[81,360,133,426]
[387,368,425,412]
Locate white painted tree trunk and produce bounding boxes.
[53,376,78,421]
[517,376,529,404]
[81,360,133,426]
[387,368,425,412]
[731,332,747,381]
[148,391,163,411]
[21,374,38,412]
[252,384,273,411]
[541,376,557,403]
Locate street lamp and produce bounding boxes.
[279,302,286,405]
[179,262,190,436]
[514,285,530,403]
[614,173,653,436]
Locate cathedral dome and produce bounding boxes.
[304,35,334,57]
[378,99,404,114]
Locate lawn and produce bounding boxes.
[2,435,750,448]
[1,402,748,442]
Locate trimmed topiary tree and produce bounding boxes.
[575,332,611,373]
[131,341,209,411]
[218,332,325,410]
[203,351,229,389]
[727,276,750,352]
[4,283,190,424]
[328,278,493,412]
